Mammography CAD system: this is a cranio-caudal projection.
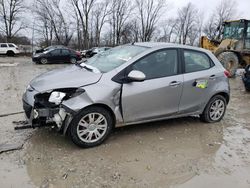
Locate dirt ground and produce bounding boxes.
[0,56,250,188]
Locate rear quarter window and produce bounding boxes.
[184,50,213,73]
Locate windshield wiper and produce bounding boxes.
[79,63,101,73]
[74,59,87,68]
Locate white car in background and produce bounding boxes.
[0,43,20,56]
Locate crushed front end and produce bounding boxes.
[22,86,84,132]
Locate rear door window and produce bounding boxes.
[8,44,15,47]
[184,50,213,73]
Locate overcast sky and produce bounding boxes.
[22,0,250,41]
[167,0,250,19]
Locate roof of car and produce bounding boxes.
[134,42,209,53]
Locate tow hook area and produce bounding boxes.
[14,121,54,130]
[14,107,67,130]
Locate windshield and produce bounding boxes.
[84,45,148,73]
[223,22,244,39]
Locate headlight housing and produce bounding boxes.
[49,91,66,105]
[48,88,85,105]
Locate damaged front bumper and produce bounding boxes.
[22,88,75,133]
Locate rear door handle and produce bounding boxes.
[209,75,216,80]
[169,81,181,87]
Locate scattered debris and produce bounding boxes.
[0,143,23,153]
[12,120,28,125]
[0,111,24,118]
[62,173,68,180]
[0,63,19,67]
[112,172,121,180]
[146,165,151,170]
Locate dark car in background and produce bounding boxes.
[85,47,111,58]
[34,45,67,54]
[242,65,250,91]
[32,47,82,64]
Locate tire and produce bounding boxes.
[70,57,77,64]
[217,52,238,77]
[6,51,15,57]
[200,95,227,123]
[70,106,114,148]
[40,58,48,64]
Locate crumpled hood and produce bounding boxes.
[30,65,102,92]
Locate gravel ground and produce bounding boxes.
[0,56,250,188]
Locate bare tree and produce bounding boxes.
[109,0,132,46]
[203,0,238,40]
[175,2,199,45]
[0,0,25,41]
[119,19,140,43]
[158,18,178,43]
[92,0,111,46]
[188,14,203,46]
[135,0,166,42]
[34,0,74,46]
[71,0,96,49]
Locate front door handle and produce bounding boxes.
[169,81,181,87]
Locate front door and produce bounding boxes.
[48,49,62,63]
[121,49,183,123]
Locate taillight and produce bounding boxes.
[76,51,81,56]
[224,70,230,77]
[16,47,19,50]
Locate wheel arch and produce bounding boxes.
[63,103,116,135]
[6,50,15,56]
[210,92,230,104]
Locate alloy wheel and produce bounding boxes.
[77,113,108,143]
[209,99,225,121]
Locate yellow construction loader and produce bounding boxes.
[200,19,250,77]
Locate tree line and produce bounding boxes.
[0,0,238,49]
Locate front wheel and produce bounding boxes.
[200,95,227,123]
[40,58,48,64]
[70,106,114,148]
[7,51,15,56]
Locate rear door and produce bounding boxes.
[179,49,217,114]
[121,49,183,123]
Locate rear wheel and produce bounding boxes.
[217,52,238,77]
[70,57,77,64]
[200,95,227,123]
[70,106,114,148]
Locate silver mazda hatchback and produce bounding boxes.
[23,42,230,147]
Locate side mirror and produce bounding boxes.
[127,70,146,82]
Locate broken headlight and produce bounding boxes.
[48,88,85,105]
[48,91,66,105]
